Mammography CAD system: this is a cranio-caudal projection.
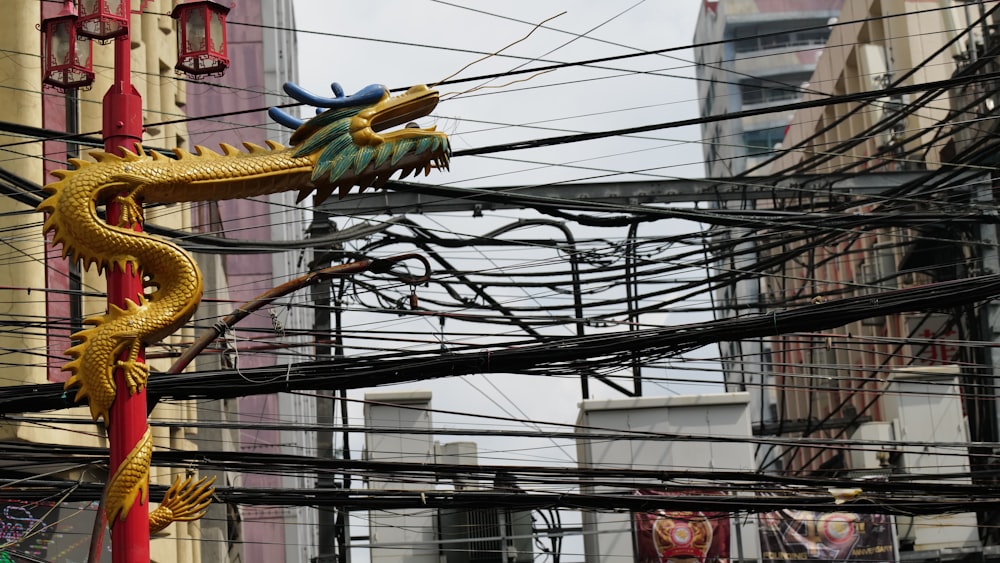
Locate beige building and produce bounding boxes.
[770,0,960,174]
[693,0,845,442]
[761,0,988,478]
[695,0,995,553]
[0,3,206,561]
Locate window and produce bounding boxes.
[742,127,786,156]
[702,80,716,117]
[732,20,832,53]
[739,72,813,106]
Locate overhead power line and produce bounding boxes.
[0,457,994,515]
[2,269,999,415]
[4,4,981,156]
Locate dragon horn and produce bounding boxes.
[281,81,385,109]
[267,107,303,130]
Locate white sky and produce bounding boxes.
[291,0,707,187]
[285,0,721,470]
[287,0,717,440]
[286,1,716,560]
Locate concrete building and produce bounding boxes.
[704,0,991,556]
[362,391,532,563]
[692,0,844,454]
[0,1,311,561]
[759,0,982,473]
[576,393,759,563]
[693,0,844,178]
[362,390,760,563]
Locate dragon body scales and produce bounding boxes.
[38,83,450,531]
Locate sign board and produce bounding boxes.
[633,490,730,563]
[758,510,896,562]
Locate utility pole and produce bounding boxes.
[311,211,350,563]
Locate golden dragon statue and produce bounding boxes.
[37,82,450,533]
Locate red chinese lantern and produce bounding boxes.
[171,1,230,78]
[41,3,95,90]
[77,0,129,42]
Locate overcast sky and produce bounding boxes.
[286,0,714,474]
[285,1,715,558]
[291,1,707,187]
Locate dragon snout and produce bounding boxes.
[371,85,439,132]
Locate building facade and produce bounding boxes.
[694,0,844,178]
[0,1,313,561]
[0,2,202,561]
[701,0,995,555]
[692,0,844,445]
[183,0,315,562]
[762,0,983,473]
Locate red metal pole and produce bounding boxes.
[102,1,150,561]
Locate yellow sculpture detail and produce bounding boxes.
[37,83,450,531]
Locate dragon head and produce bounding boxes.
[271,82,450,202]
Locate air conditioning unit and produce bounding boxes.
[439,508,533,563]
[857,44,888,91]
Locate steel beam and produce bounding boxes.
[321,171,940,216]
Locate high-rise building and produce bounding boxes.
[700,0,992,554]
[694,0,844,178]
[692,0,844,442]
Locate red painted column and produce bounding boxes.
[103,2,150,560]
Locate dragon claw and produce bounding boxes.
[40,82,451,540]
[116,359,149,394]
[149,474,217,535]
[111,194,145,227]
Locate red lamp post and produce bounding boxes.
[98,0,147,560]
[40,2,95,91]
[40,2,229,562]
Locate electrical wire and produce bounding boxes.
[6,6,1000,557]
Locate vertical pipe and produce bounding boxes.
[974,173,1000,471]
[336,390,352,563]
[102,2,150,560]
[65,88,83,335]
[625,222,642,396]
[335,269,351,562]
[976,0,990,53]
[733,511,745,563]
[311,214,337,562]
[963,1,978,64]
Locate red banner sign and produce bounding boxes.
[633,490,731,563]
